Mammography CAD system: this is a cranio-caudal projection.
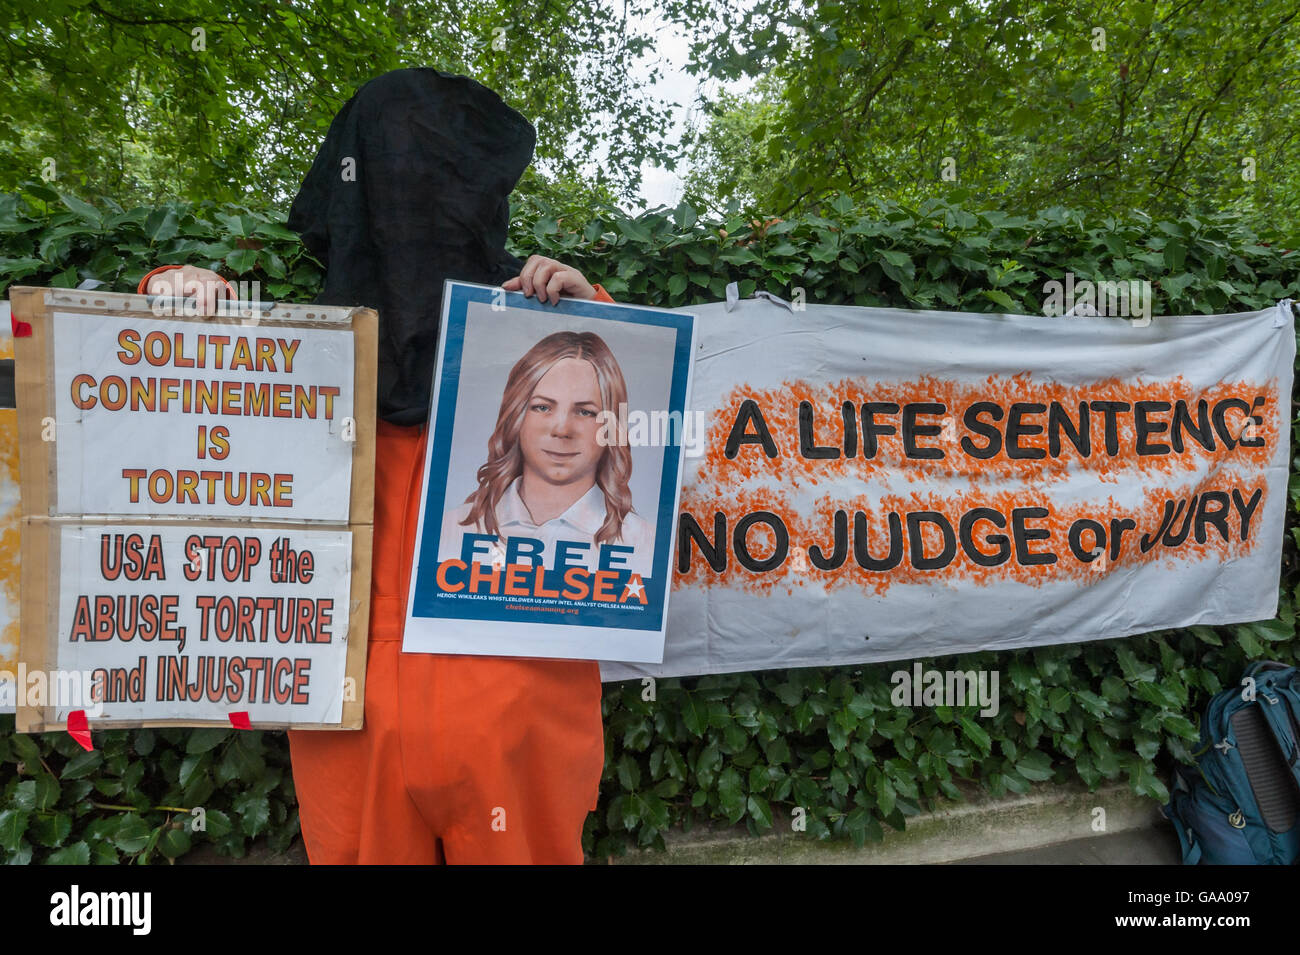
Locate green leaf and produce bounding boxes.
[717,245,758,265]
[0,810,30,852]
[747,794,774,829]
[89,838,119,865]
[1248,618,1293,642]
[1128,761,1169,802]
[876,776,896,816]
[159,826,193,859]
[1100,675,1130,701]
[982,289,1017,311]
[1002,770,1031,794]
[1161,714,1198,739]
[32,813,72,848]
[60,749,103,780]
[112,815,152,854]
[1161,272,1196,298]
[199,809,233,840]
[1047,687,1073,712]
[957,716,992,755]
[145,207,180,243]
[45,841,91,865]
[179,752,209,789]
[10,733,41,766]
[717,767,746,822]
[33,775,60,811]
[618,219,652,244]
[1115,646,1157,682]
[1163,239,1186,272]
[844,807,883,846]
[763,737,791,765]
[58,192,103,229]
[185,728,230,755]
[1132,731,1161,760]
[0,256,46,280]
[1015,751,1054,782]
[252,221,301,241]
[830,767,851,796]
[639,792,671,830]
[225,248,259,273]
[232,792,271,838]
[681,695,707,736]
[616,754,641,791]
[1235,626,1265,657]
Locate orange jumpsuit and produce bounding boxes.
[141,267,613,864]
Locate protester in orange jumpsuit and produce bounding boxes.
[140,68,615,864]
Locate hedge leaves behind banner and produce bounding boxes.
[1,186,1297,861]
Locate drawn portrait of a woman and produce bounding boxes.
[438,329,654,579]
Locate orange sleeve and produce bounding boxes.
[591,283,615,303]
[138,264,236,299]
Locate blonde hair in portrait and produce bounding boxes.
[461,330,634,545]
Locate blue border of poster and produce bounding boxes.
[404,281,696,662]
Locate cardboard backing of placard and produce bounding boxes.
[9,287,376,731]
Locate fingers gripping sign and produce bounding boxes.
[145,265,230,317]
[501,255,596,305]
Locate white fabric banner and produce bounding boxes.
[601,299,1294,680]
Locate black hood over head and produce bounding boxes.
[287,67,536,425]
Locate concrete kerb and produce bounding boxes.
[612,780,1166,864]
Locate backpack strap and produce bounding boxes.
[1163,804,1204,865]
[1254,670,1300,783]
[1164,770,1205,865]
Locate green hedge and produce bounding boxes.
[1,182,1297,862]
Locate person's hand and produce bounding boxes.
[502,255,596,305]
[145,265,228,315]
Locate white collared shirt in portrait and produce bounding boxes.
[439,477,655,579]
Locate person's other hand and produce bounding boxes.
[146,265,227,315]
[502,255,596,305]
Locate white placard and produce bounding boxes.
[45,524,352,724]
[52,312,355,521]
[404,283,696,664]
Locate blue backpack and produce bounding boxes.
[1164,661,1300,865]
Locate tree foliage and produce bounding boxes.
[669,0,1300,227]
[0,0,677,206]
[680,74,797,216]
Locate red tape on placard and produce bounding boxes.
[66,710,93,752]
[228,711,251,730]
[10,314,31,338]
